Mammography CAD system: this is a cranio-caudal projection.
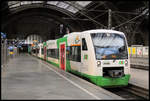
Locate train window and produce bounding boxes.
[56,49,59,59]
[66,46,71,60]
[91,33,128,60]
[47,49,59,59]
[37,49,39,54]
[72,46,76,60]
[32,49,36,53]
[76,46,81,62]
[47,49,50,57]
[41,48,44,54]
[82,38,88,50]
[67,46,81,62]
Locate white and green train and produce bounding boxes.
[34,29,131,87]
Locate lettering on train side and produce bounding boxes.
[103,62,110,65]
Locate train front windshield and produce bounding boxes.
[91,33,128,60]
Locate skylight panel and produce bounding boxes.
[32,1,43,4]
[76,1,91,7]
[8,1,20,6]
[21,1,32,5]
[47,1,59,5]
[66,6,78,13]
[57,2,70,9]
[9,3,20,8]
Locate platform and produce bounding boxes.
[130,57,149,66]
[1,54,123,100]
[129,68,149,90]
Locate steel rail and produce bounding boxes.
[122,84,149,99]
[131,64,149,70]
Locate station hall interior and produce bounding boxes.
[1,1,149,100]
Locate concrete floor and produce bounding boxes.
[1,53,123,100]
[130,57,149,66]
[129,68,149,90]
[130,57,149,89]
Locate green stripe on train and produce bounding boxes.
[46,60,59,68]
[44,56,130,87]
[43,42,47,46]
[45,36,130,87]
[56,36,71,71]
[69,69,130,87]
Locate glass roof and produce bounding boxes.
[76,1,92,7]
[8,1,92,14]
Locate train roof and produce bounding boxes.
[82,29,124,35]
[63,32,81,37]
[63,29,124,38]
[47,40,56,42]
[38,43,43,47]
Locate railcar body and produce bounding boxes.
[36,29,130,87]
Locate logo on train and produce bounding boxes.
[75,36,80,44]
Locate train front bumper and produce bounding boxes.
[96,74,130,87]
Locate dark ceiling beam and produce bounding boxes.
[89,1,105,11]
[4,3,74,19]
[93,11,108,20]
[17,15,58,25]
[2,2,80,29]
[75,1,104,17]
[62,17,90,21]
[2,7,84,40]
[2,8,79,32]
[65,1,107,28]
[6,2,74,17]
[2,2,84,34]
[113,12,146,29]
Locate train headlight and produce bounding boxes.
[125,60,128,66]
[97,61,101,67]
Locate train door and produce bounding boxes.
[60,43,66,70]
[44,46,47,61]
[81,36,89,73]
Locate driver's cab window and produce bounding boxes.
[82,38,88,50]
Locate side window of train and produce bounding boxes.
[47,49,59,59]
[42,48,44,54]
[82,38,88,50]
[76,46,81,62]
[37,49,39,54]
[66,46,81,62]
[66,46,70,60]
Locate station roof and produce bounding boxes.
[1,1,149,45]
[7,1,92,14]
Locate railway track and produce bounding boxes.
[37,55,149,99]
[131,64,149,70]
[70,71,149,100]
[104,84,149,100]
[68,67,149,100]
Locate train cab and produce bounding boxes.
[80,29,130,86]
